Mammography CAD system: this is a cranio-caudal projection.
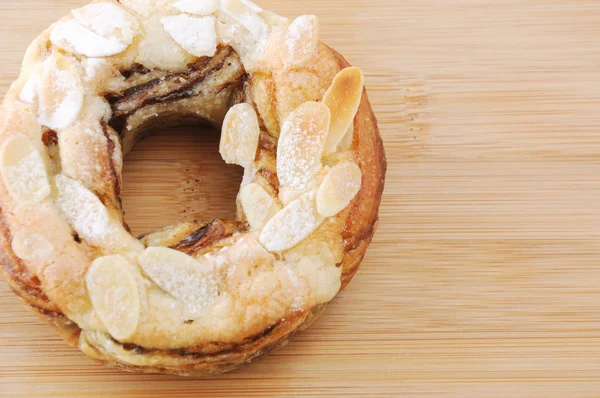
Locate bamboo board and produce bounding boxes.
[2,0,600,396]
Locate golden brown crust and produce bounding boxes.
[0,20,385,374]
[0,210,58,312]
[77,303,327,375]
[6,48,382,374]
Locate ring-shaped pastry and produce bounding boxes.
[0,0,386,375]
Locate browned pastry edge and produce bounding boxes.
[0,46,386,375]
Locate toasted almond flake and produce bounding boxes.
[55,174,110,241]
[72,2,139,44]
[283,15,319,67]
[220,0,269,40]
[220,103,260,167]
[338,124,354,152]
[86,255,140,340]
[20,73,40,104]
[0,135,51,205]
[161,15,217,57]
[11,231,54,261]
[322,67,364,154]
[139,247,219,313]
[277,101,330,191]
[50,19,129,57]
[239,182,281,230]
[316,161,362,217]
[173,0,218,15]
[38,52,84,130]
[259,191,324,252]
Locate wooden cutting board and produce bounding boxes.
[2,0,600,396]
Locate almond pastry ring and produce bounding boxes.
[0,0,386,375]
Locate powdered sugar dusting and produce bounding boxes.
[239,11,268,40]
[2,0,354,346]
[86,255,140,340]
[55,174,110,240]
[173,0,218,15]
[216,20,267,71]
[239,182,281,230]
[139,247,219,314]
[50,19,129,57]
[284,266,306,312]
[2,149,51,205]
[259,191,325,252]
[277,102,330,191]
[38,53,84,130]
[72,2,139,44]
[118,0,157,16]
[284,15,318,66]
[218,0,270,70]
[161,15,217,57]
[136,15,194,69]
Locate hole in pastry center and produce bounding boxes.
[120,124,243,237]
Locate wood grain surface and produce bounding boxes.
[2,0,600,396]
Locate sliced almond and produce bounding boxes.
[239,182,281,230]
[277,101,330,191]
[337,124,355,152]
[137,15,195,70]
[284,218,344,268]
[54,174,110,241]
[86,255,140,340]
[295,257,342,305]
[259,191,325,252]
[139,247,219,314]
[11,231,54,261]
[173,0,219,15]
[161,15,217,57]
[316,161,362,217]
[203,235,274,286]
[220,103,260,168]
[38,52,84,130]
[0,135,50,205]
[277,186,305,207]
[20,73,40,104]
[220,0,269,40]
[322,67,364,155]
[72,2,139,45]
[283,15,319,67]
[50,19,129,57]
